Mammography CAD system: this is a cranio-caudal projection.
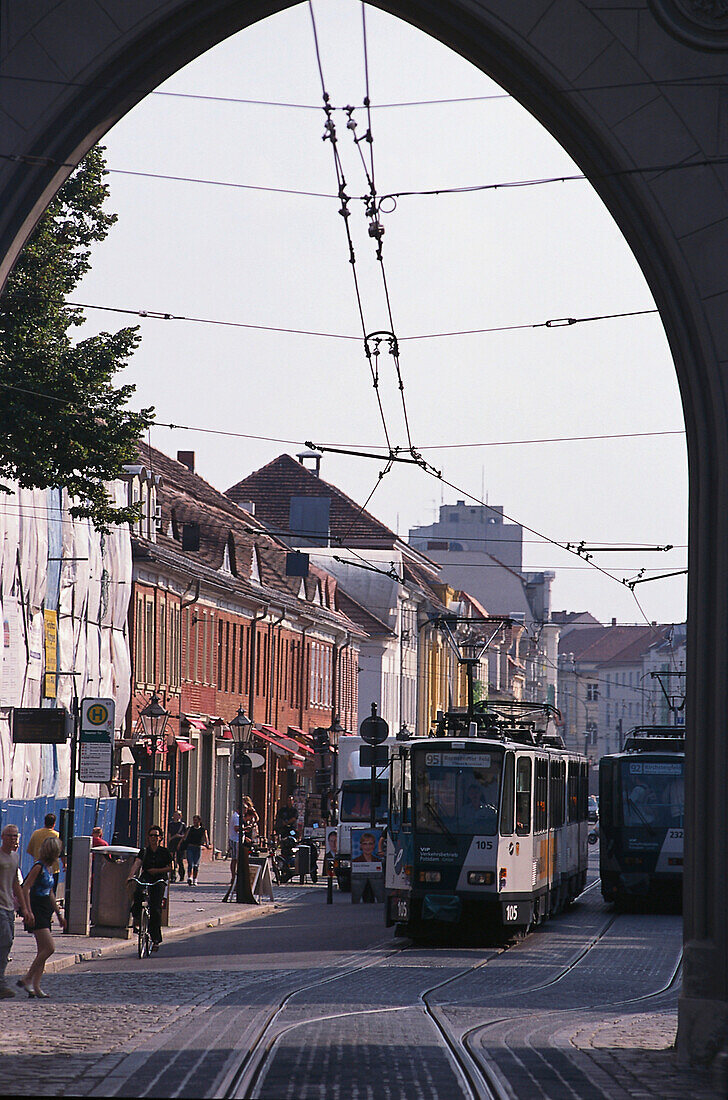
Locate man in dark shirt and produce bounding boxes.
[127,827,172,949]
[274,795,298,837]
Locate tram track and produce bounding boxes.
[217,876,660,1100]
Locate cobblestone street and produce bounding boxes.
[0,869,722,1099]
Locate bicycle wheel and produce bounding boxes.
[138,907,151,958]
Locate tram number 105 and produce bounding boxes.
[502,902,524,924]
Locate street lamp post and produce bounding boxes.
[138,693,170,836]
[230,707,255,904]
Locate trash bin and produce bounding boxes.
[90,845,139,938]
[294,844,310,883]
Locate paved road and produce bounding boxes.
[0,876,720,1099]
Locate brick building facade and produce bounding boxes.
[119,447,363,850]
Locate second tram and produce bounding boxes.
[384,702,590,938]
[598,726,684,907]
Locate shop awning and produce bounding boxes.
[219,727,233,740]
[184,716,207,732]
[253,728,288,757]
[285,727,314,754]
[261,725,310,757]
[176,740,195,753]
[256,726,305,762]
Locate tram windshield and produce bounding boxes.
[413,749,503,836]
[620,758,684,828]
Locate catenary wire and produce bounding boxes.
[350,5,415,452]
[4,69,728,107]
[66,299,661,342]
[4,148,728,203]
[0,377,687,454]
[307,0,393,454]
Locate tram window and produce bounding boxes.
[500,752,515,836]
[549,760,565,828]
[403,756,412,827]
[390,756,402,830]
[515,757,531,835]
[567,763,579,823]
[579,762,588,821]
[535,759,548,832]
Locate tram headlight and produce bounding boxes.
[467,872,494,886]
[418,871,441,883]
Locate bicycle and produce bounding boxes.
[130,877,156,958]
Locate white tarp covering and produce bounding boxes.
[0,481,132,799]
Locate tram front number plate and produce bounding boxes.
[501,901,529,925]
[390,896,410,923]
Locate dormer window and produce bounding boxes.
[221,535,236,576]
[251,547,261,583]
[182,522,200,552]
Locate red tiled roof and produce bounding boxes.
[562,625,667,665]
[225,453,397,547]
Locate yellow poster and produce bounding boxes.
[43,609,57,698]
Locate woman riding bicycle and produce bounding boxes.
[127,827,172,951]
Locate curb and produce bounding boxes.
[8,899,284,977]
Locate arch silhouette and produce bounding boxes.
[1,0,726,1063]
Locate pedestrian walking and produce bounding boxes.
[27,812,64,892]
[167,809,187,882]
[0,824,33,999]
[91,826,109,848]
[182,815,211,886]
[20,836,65,997]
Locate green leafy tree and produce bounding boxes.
[0,146,153,529]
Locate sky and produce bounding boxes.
[73,0,688,627]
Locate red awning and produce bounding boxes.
[219,728,233,740]
[285,727,314,754]
[256,726,305,762]
[176,740,195,753]
[253,728,288,757]
[184,716,207,732]
[261,725,311,756]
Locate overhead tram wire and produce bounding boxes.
[4,68,728,107]
[348,1,415,454]
[307,0,393,456]
[3,147,728,202]
[411,462,658,628]
[66,299,661,342]
[0,379,686,453]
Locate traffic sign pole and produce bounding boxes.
[359,703,388,829]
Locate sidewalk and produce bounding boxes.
[6,857,272,978]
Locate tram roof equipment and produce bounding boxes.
[621,725,685,754]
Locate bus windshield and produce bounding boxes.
[340,780,388,823]
[620,758,684,828]
[414,749,503,836]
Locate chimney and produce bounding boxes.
[611,617,617,626]
[297,449,321,476]
[177,451,195,473]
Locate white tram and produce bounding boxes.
[384,703,589,937]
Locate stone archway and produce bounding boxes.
[1,0,727,1062]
